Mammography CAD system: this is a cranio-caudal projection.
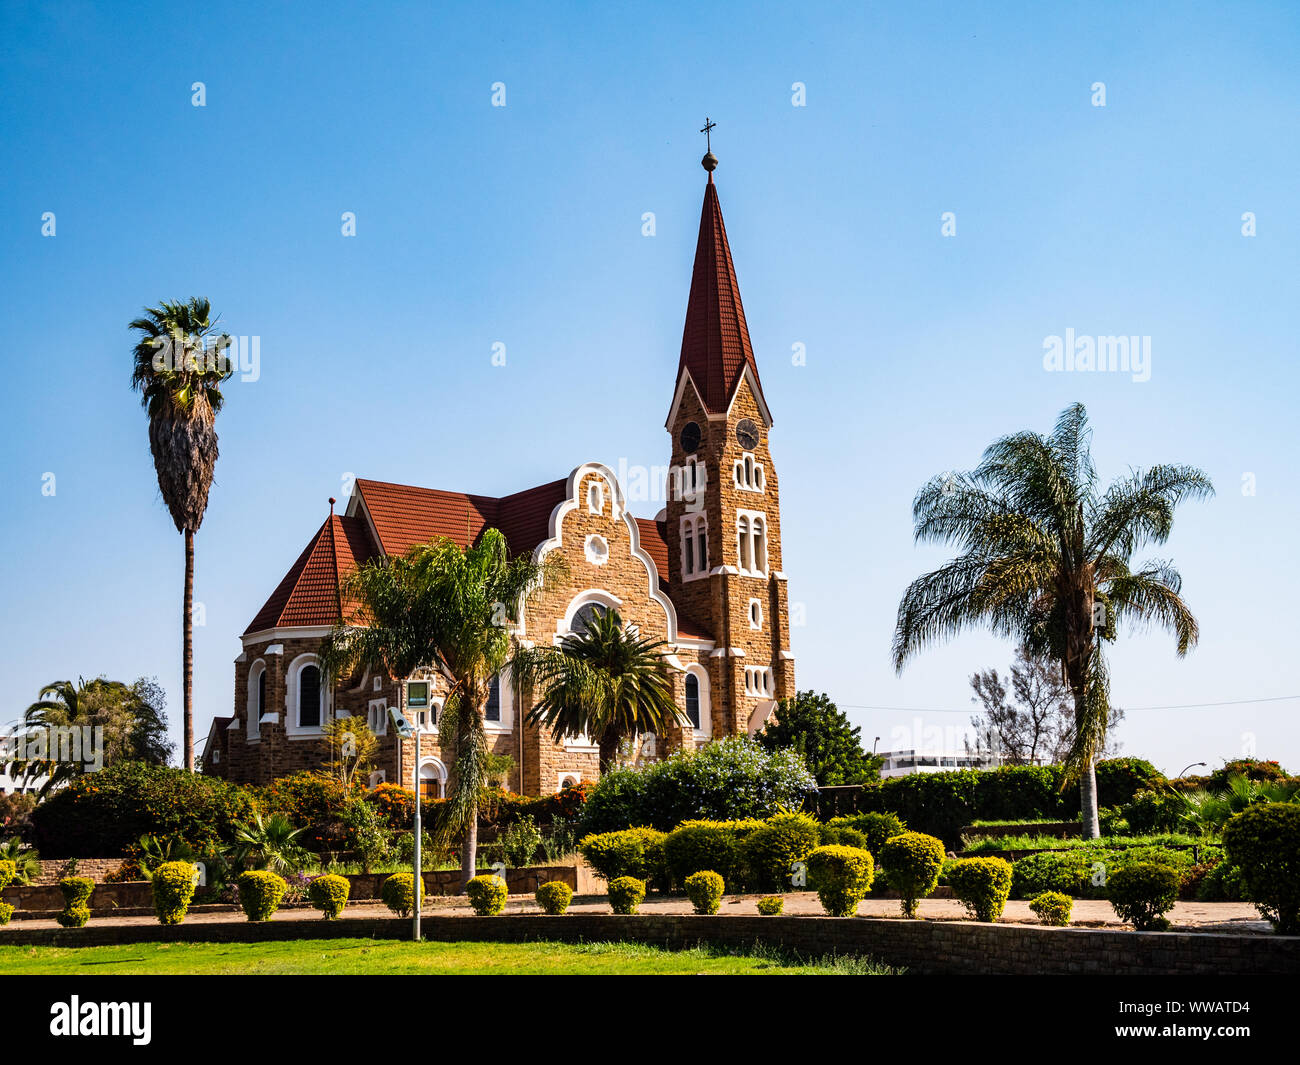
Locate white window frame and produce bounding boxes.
[733,451,766,493]
[246,659,268,744]
[679,514,709,581]
[584,534,609,566]
[586,478,606,515]
[557,772,582,791]
[285,654,328,738]
[675,455,706,506]
[744,665,774,697]
[748,598,763,630]
[418,757,448,799]
[684,664,712,740]
[483,670,512,733]
[367,697,388,736]
[368,769,387,787]
[736,509,768,576]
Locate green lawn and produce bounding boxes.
[0,938,899,975]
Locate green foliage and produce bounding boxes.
[380,872,425,918]
[307,874,351,920]
[0,839,40,885]
[807,845,874,917]
[151,861,197,925]
[535,880,573,915]
[1208,759,1290,791]
[578,737,817,834]
[756,895,784,916]
[577,827,666,886]
[684,870,725,914]
[826,811,907,854]
[233,811,309,875]
[879,832,945,918]
[755,691,881,785]
[1094,759,1166,807]
[663,820,762,887]
[607,876,646,915]
[30,761,256,858]
[1195,860,1246,902]
[237,870,288,922]
[1011,850,1097,898]
[465,874,508,916]
[741,811,821,892]
[339,799,389,872]
[1028,890,1073,926]
[0,859,15,891]
[57,905,90,928]
[1123,789,1188,834]
[501,814,543,867]
[1222,802,1300,934]
[0,902,12,925]
[947,857,1013,922]
[817,824,868,850]
[1107,862,1180,931]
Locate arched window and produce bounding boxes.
[680,515,708,578]
[257,670,267,719]
[587,479,605,514]
[246,660,269,742]
[419,759,447,801]
[683,666,712,738]
[298,665,321,728]
[685,673,701,729]
[736,511,768,575]
[749,599,763,630]
[484,674,501,722]
[572,602,607,637]
[737,515,752,572]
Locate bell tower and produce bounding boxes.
[664,137,793,738]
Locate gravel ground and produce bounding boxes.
[6,894,1270,934]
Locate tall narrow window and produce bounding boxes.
[257,670,267,720]
[696,524,707,571]
[684,674,701,730]
[684,531,695,574]
[299,665,321,728]
[737,516,752,572]
[485,675,501,722]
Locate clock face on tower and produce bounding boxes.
[680,421,702,454]
[735,418,760,451]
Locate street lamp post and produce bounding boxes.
[389,706,420,942]
[1179,761,1208,779]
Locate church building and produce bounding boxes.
[202,148,795,797]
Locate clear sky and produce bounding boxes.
[1,1,1297,776]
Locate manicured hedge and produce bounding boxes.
[577,828,667,887]
[1223,802,1300,934]
[152,861,198,925]
[663,819,763,888]
[31,762,258,858]
[578,738,817,834]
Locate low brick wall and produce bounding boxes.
[2,863,592,914]
[0,913,1293,974]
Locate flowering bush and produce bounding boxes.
[579,738,817,834]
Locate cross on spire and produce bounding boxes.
[700,116,716,151]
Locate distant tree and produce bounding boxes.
[756,691,881,786]
[7,676,174,794]
[968,647,1123,765]
[318,714,378,790]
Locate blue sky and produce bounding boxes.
[1,1,1297,775]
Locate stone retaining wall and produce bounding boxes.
[1,913,1293,975]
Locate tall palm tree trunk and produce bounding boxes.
[183,528,194,771]
[461,813,477,890]
[1075,689,1101,838]
[598,730,623,775]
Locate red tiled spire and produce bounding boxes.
[677,176,765,415]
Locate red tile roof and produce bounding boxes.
[678,177,766,415]
[246,481,710,641]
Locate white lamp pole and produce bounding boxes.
[388,706,420,942]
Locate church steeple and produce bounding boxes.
[676,164,770,421]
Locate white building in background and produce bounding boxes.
[0,765,46,795]
[876,748,1005,780]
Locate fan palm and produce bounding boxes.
[320,529,563,887]
[233,811,308,874]
[511,606,686,773]
[0,838,42,885]
[892,403,1212,837]
[130,298,233,771]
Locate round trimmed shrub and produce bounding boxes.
[817,824,869,850]
[307,873,351,920]
[577,827,666,887]
[152,861,198,926]
[0,902,12,926]
[1106,862,1180,931]
[608,876,645,915]
[879,832,945,918]
[684,870,725,915]
[1028,890,1073,926]
[1222,802,1300,934]
[756,895,784,916]
[466,875,508,916]
[237,870,288,922]
[806,845,874,917]
[536,880,573,915]
[0,859,16,891]
[380,872,426,918]
[57,876,93,928]
[741,812,821,891]
[947,857,1013,922]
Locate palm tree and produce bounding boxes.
[320,529,562,887]
[511,606,686,773]
[130,298,233,771]
[0,837,42,885]
[892,403,1212,837]
[233,811,308,874]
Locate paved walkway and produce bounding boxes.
[6,894,1270,935]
